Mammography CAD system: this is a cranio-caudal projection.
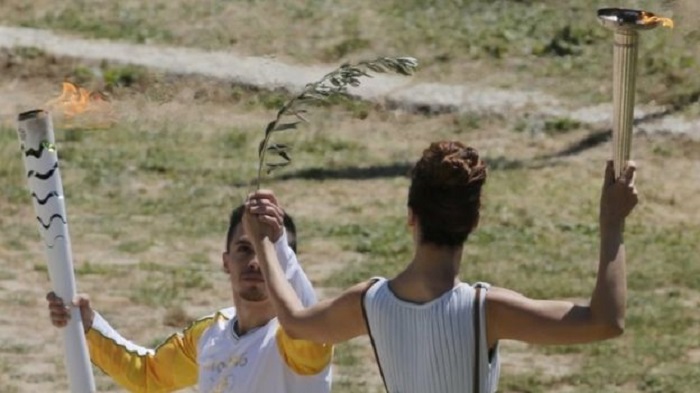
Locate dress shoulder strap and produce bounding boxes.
[472,282,490,393]
[473,285,482,393]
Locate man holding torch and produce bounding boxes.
[47,203,332,393]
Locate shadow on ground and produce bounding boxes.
[235,156,565,186]
[237,97,699,186]
[545,95,698,159]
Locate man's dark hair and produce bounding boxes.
[225,205,297,253]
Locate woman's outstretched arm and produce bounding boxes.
[244,194,371,344]
[486,161,638,348]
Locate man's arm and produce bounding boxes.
[486,161,638,348]
[88,312,209,392]
[248,189,318,306]
[47,293,206,392]
[273,230,317,307]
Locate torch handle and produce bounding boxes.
[17,111,96,393]
[611,30,639,177]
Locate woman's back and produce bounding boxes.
[362,278,500,393]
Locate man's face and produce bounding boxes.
[223,224,268,302]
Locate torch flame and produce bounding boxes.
[46,82,107,118]
[44,82,115,128]
[640,11,674,28]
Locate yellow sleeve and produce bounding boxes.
[275,326,333,376]
[86,313,213,393]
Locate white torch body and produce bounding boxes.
[17,110,96,393]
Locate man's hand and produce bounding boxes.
[245,189,285,242]
[46,291,95,334]
[600,160,638,225]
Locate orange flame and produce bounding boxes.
[640,12,674,28]
[45,82,115,128]
[46,82,108,118]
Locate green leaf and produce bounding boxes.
[290,110,310,123]
[366,63,388,73]
[272,122,299,132]
[300,93,330,102]
[264,120,277,136]
[278,151,291,161]
[266,162,290,174]
[267,143,289,150]
[267,143,292,162]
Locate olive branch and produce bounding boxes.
[254,56,418,190]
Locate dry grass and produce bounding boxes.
[0,2,699,391]
[1,0,699,107]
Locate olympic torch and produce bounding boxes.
[16,109,96,393]
[597,8,673,176]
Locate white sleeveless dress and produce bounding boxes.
[362,278,500,393]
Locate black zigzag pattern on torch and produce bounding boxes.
[28,162,59,180]
[37,214,66,229]
[24,144,47,158]
[47,235,66,249]
[31,191,59,205]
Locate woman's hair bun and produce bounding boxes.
[414,141,486,188]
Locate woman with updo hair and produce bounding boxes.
[244,140,638,393]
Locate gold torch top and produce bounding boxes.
[597,8,674,32]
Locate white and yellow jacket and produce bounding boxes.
[86,232,332,393]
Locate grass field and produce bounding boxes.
[2,0,699,108]
[0,1,699,392]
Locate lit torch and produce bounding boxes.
[597,8,673,176]
[16,83,110,393]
